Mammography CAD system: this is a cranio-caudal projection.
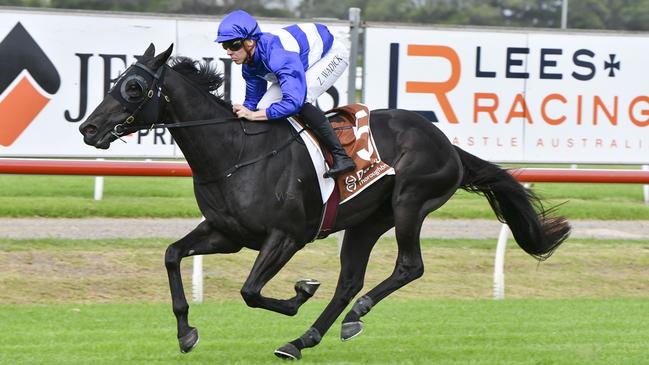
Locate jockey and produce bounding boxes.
[216,9,356,179]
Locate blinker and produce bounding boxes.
[108,60,167,135]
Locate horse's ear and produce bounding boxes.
[152,44,174,69]
[143,43,155,58]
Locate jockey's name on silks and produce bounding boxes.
[317,55,345,86]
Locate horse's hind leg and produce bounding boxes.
[340,192,454,340]
[274,208,394,360]
[165,220,241,353]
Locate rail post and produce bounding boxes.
[93,158,104,201]
[347,7,361,104]
[192,216,206,303]
[493,224,510,300]
[493,183,531,300]
[642,165,649,205]
[192,254,204,303]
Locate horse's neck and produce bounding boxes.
[163,71,240,180]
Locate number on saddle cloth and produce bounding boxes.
[326,104,367,148]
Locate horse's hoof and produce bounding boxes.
[274,343,302,360]
[295,279,320,297]
[341,321,363,341]
[178,327,199,353]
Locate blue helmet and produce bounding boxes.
[216,10,262,43]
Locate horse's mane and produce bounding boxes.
[169,56,232,110]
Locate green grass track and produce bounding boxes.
[1,299,648,365]
[0,174,648,219]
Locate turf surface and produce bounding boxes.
[2,237,649,304]
[1,174,648,219]
[1,299,648,365]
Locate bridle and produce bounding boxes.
[108,61,240,139]
[108,62,169,138]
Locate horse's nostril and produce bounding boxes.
[82,125,97,135]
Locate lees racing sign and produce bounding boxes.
[364,26,649,163]
[0,8,350,157]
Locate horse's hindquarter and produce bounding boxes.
[335,109,463,227]
[369,109,459,168]
[192,121,322,246]
[373,109,462,191]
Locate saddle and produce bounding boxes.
[325,104,394,203]
[290,103,395,239]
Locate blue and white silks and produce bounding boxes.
[243,23,349,120]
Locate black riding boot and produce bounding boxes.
[299,103,356,178]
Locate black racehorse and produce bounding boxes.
[79,44,570,360]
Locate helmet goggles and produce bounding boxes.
[221,39,244,51]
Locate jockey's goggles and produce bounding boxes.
[222,39,244,51]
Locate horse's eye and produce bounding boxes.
[125,82,142,98]
[119,75,147,103]
[126,81,140,91]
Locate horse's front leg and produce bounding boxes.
[240,229,317,316]
[164,220,241,353]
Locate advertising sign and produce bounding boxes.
[364,26,649,163]
[0,9,350,157]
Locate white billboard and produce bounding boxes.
[364,26,649,163]
[0,9,350,157]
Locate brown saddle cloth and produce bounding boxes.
[298,104,394,240]
[325,104,394,203]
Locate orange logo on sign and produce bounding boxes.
[0,22,60,147]
[405,45,461,124]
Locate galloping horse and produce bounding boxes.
[79,44,570,360]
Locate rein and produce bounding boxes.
[113,115,243,137]
[112,116,244,138]
[109,62,306,180]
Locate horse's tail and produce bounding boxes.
[454,146,571,261]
